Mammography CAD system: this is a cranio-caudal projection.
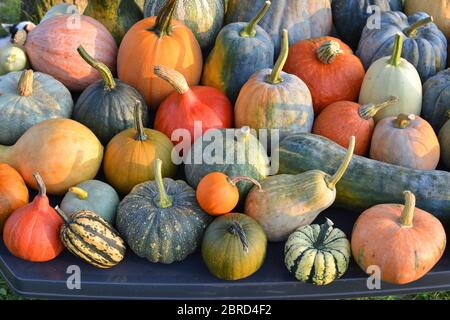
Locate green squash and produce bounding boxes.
[439,119,450,169]
[202,213,267,280]
[284,218,351,285]
[116,159,211,264]
[245,137,355,242]
[60,180,120,225]
[0,70,73,146]
[72,46,148,144]
[144,0,225,52]
[201,1,274,103]
[41,3,79,22]
[0,45,28,76]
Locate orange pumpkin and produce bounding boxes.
[0,164,29,232]
[3,172,64,262]
[117,0,203,109]
[313,97,398,155]
[284,36,365,114]
[351,191,446,285]
[370,114,440,170]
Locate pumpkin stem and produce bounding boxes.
[18,69,33,97]
[69,187,89,200]
[389,33,404,67]
[33,172,46,196]
[154,65,189,94]
[358,96,399,120]
[152,0,177,37]
[266,29,288,85]
[133,100,148,141]
[404,16,434,38]
[77,45,116,90]
[239,1,271,38]
[395,114,415,129]
[446,110,450,119]
[230,176,263,192]
[326,136,355,189]
[316,218,334,247]
[54,205,71,224]
[228,218,249,253]
[316,40,343,64]
[400,191,416,227]
[153,158,173,208]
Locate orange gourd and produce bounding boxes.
[3,172,64,262]
[284,36,365,114]
[117,0,203,109]
[313,97,398,155]
[351,191,446,285]
[0,164,29,232]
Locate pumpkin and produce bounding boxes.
[144,0,225,52]
[245,136,355,242]
[196,172,262,216]
[234,29,314,141]
[21,0,88,22]
[73,46,149,144]
[0,119,103,195]
[421,68,450,133]
[389,0,403,11]
[357,11,448,82]
[370,114,440,170]
[284,37,365,115]
[359,34,422,122]
[0,70,73,146]
[225,0,332,55]
[184,126,270,199]
[60,180,120,225]
[103,102,176,195]
[3,172,64,262]
[201,1,274,103]
[56,207,126,268]
[439,118,450,169]
[313,97,399,156]
[25,14,117,92]
[404,0,450,40]
[117,159,211,263]
[118,0,203,109]
[285,218,351,285]
[0,44,28,76]
[202,213,267,280]
[0,164,29,232]
[351,191,446,284]
[154,65,233,143]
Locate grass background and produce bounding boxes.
[0,0,449,300]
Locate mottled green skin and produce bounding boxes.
[284,223,350,285]
[422,69,450,132]
[278,134,450,223]
[116,178,212,264]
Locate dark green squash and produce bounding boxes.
[116,159,211,264]
[439,119,450,169]
[421,69,450,132]
[72,46,149,144]
[202,213,267,280]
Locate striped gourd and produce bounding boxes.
[55,207,126,269]
[284,218,351,285]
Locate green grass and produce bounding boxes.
[0,0,21,36]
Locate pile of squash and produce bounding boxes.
[0,0,450,288]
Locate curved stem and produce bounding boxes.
[18,70,33,97]
[33,172,46,197]
[151,0,177,37]
[395,114,414,129]
[266,29,288,84]
[316,40,343,64]
[134,100,148,141]
[69,187,89,200]
[400,191,415,227]
[77,45,116,90]
[229,176,263,191]
[358,96,399,120]
[54,205,71,224]
[389,33,403,67]
[316,218,334,246]
[228,218,249,253]
[239,1,271,38]
[326,136,355,189]
[404,16,433,38]
[153,158,173,208]
[154,65,189,94]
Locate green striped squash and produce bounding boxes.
[56,207,126,269]
[284,218,350,285]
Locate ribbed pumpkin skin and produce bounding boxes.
[118,17,202,109]
[117,178,211,263]
[25,15,118,92]
[60,210,126,268]
[285,222,350,285]
[73,80,149,144]
[357,11,448,82]
[404,0,450,40]
[421,69,450,133]
[202,213,267,280]
[225,0,332,55]
[202,23,274,103]
[0,71,73,146]
[235,69,314,141]
[144,0,225,51]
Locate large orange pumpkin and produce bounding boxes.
[117,0,203,109]
[284,36,365,114]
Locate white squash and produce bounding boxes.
[0,45,28,75]
[359,33,422,122]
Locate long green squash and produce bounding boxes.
[277,134,450,223]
